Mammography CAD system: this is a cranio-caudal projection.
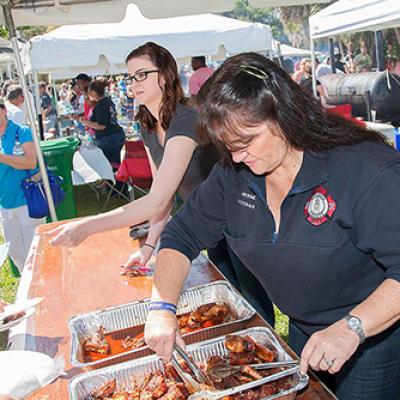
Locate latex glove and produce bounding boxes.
[123,246,153,268]
[145,310,185,362]
[300,319,360,375]
[47,221,91,247]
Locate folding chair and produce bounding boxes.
[115,140,153,200]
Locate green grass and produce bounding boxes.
[0,184,290,351]
[274,305,289,343]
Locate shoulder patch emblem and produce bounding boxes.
[304,185,337,226]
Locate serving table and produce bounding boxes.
[8,222,337,399]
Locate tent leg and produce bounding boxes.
[33,69,44,140]
[375,30,385,71]
[329,37,336,73]
[310,37,317,98]
[276,43,284,68]
[2,4,58,222]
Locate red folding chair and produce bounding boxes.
[328,104,352,119]
[116,140,153,199]
[327,104,367,127]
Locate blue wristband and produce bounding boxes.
[149,301,177,314]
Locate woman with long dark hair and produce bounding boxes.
[144,52,400,400]
[49,42,218,267]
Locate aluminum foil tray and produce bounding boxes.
[69,326,308,400]
[69,280,256,369]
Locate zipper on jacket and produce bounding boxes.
[248,181,279,244]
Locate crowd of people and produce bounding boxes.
[290,41,400,93]
[1,39,400,400]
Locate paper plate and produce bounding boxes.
[0,297,43,332]
[0,307,35,332]
[0,350,66,398]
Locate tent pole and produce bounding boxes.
[33,69,44,140]
[310,36,317,98]
[48,73,61,136]
[276,42,284,68]
[375,30,384,71]
[329,37,336,73]
[2,3,58,222]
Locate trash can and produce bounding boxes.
[40,137,80,220]
[8,257,20,278]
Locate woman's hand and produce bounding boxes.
[47,220,91,247]
[0,300,9,313]
[123,246,153,268]
[300,319,360,375]
[145,310,185,362]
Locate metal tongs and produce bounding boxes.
[171,343,214,393]
[207,359,299,379]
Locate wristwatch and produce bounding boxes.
[344,314,366,343]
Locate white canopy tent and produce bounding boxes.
[1,0,332,26]
[0,0,331,221]
[26,5,273,78]
[310,0,400,39]
[272,40,321,57]
[308,0,400,95]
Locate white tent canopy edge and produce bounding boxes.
[2,0,331,26]
[310,0,400,39]
[26,6,272,77]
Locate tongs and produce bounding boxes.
[171,343,214,393]
[187,365,301,400]
[207,359,299,379]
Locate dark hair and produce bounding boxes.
[88,79,107,97]
[75,73,91,82]
[1,79,16,97]
[6,84,23,101]
[125,42,185,131]
[197,52,388,163]
[192,56,206,65]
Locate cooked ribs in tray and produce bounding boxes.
[86,334,295,400]
[83,303,231,359]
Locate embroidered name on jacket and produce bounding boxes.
[237,192,256,209]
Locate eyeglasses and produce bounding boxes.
[125,70,159,85]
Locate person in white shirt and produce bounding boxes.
[6,85,26,125]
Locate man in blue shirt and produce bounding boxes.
[0,98,43,272]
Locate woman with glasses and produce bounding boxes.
[49,42,219,265]
[50,43,274,325]
[0,98,44,273]
[143,52,400,400]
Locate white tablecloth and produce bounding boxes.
[72,145,115,185]
[365,121,395,142]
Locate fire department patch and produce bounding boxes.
[304,185,337,226]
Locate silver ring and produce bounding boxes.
[323,358,334,367]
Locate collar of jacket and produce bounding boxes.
[235,149,329,196]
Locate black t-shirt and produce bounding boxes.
[141,103,219,200]
[40,93,56,116]
[90,96,123,139]
[300,77,321,97]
